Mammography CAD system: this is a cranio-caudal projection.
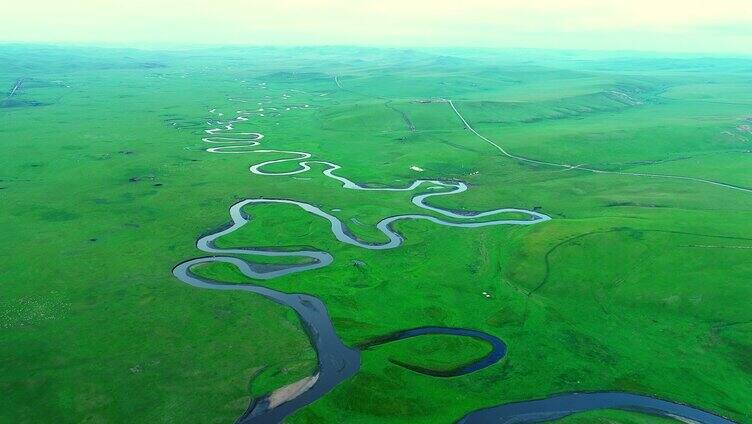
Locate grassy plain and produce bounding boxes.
[1,45,751,423]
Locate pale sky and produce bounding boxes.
[3,0,751,54]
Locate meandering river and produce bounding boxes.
[172,108,735,423]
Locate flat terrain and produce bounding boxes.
[1,45,751,423]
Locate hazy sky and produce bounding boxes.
[3,0,751,54]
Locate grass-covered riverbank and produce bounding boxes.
[2,45,750,423]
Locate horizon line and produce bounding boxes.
[2,40,752,59]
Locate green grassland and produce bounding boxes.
[1,45,751,423]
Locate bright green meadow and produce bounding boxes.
[1,45,751,423]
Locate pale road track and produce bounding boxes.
[7,78,23,97]
[446,99,752,194]
[333,74,749,194]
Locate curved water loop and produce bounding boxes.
[356,326,508,378]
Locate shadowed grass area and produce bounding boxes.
[359,333,494,377]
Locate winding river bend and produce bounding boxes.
[457,392,735,424]
[172,107,735,423]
